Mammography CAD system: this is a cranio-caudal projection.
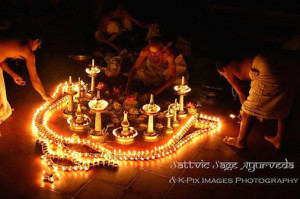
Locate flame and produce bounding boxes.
[32,81,221,181]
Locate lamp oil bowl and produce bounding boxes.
[142,94,160,142]
[86,59,101,98]
[164,105,173,134]
[170,99,180,127]
[33,79,222,179]
[113,111,138,145]
[63,76,77,119]
[88,91,109,141]
[174,76,191,118]
[67,77,91,132]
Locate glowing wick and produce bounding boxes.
[181,76,185,85]
[86,59,100,94]
[150,94,154,105]
[164,105,173,134]
[75,77,83,123]
[63,76,77,118]
[96,90,100,99]
[92,59,95,68]
[229,114,236,119]
[171,99,180,127]
[78,77,81,98]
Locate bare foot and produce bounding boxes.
[223,136,246,149]
[264,136,281,150]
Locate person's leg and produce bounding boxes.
[264,118,285,149]
[223,110,254,149]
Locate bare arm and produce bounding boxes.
[222,70,248,103]
[95,17,122,52]
[24,51,51,101]
[0,61,26,86]
[154,55,176,95]
[0,61,18,79]
[95,32,121,52]
[125,50,147,94]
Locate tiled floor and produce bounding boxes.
[1,103,300,199]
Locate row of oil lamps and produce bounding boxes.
[61,59,194,144]
[32,60,221,182]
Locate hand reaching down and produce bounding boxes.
[13,75,26,86]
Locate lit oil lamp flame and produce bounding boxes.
[181,76,185,86]
[78,77,81,98]
[229,114,236,119]
[97,90,100,100]
[32,80,221,177]
[149,94,154,105]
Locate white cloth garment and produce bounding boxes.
[0,67,12,124]
[242,54,298,120]
[135,54,188,85]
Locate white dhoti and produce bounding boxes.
[135,54,188,85]
[0,67,12,124]
[242,54,298,120]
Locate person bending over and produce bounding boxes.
[0,33,52,124]
[217,52,298,149]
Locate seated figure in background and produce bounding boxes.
[95,3,149,52]
[125,37,188,96]
[217,51,299,149]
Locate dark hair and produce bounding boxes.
[216,57,232,72]
[19,31,42,46]
[216,52,244,72]
[116,3,126,11]
[23,26,43,41]
[149,36,163,46]
[0,30,41,44]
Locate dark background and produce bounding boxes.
[1,0,299,53]
[0,0,299,112]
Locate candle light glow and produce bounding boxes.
[32,82,221,183]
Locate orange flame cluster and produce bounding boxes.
[32,82,221,182]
